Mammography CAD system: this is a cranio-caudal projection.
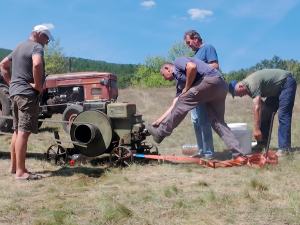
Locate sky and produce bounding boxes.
[0,0,299,73]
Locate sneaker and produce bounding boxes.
[145,123,165,144]
[189,153,204,158]
[276,149,290,157]
[190,153,214,160]
[203,155,214,160]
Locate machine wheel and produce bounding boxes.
[0,86,13,133]
[62,105,83,133]
[46,144,68,165]
[109,146,133,168]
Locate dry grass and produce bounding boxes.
[0,86,300,224]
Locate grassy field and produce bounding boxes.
[0,87,300,225]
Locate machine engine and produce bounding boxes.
[69,101,153,157]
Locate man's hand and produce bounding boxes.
[0,57,12,86]
[179,88,188,96]
[152,119,162,127]
[29,83,42,95]
[253,129,263,141]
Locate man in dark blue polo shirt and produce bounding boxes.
[146,57,246,160]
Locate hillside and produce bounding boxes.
[0,48,12,61]
[0,47,137,88]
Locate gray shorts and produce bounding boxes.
[11,95,39,134]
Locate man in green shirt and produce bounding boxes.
[228,69,297,156]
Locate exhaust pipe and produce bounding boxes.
[68,58,71,73]
[74,124,98,144]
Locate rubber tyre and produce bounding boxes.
[0,86,13,132]
[62,105,83,133]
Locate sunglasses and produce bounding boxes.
[41,33,50,42]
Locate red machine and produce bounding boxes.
[0,71,118,133]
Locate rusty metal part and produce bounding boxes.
[140,141,159,155]
[109,146,133,168]
[46,144,68,165]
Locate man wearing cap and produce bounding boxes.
[182,30,219,159]
[0,25,54,180]
[228,69,297,156]
[146,57,246,160]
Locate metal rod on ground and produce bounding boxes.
[0,131,81,144]
[0,115,86,124]
[265,112,276,158]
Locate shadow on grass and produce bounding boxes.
[0,151,47,159]
[214,150,232,160]
[44,166,107,178]
[0,151,110,178]
[267,147,300,153]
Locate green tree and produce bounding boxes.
[131,55,172,87]
[167,40,193,62]
[44,39,68,74]
[131,40,193,87]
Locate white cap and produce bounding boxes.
[32,25,55,41]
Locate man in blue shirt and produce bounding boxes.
[183,30,219,159]
[146,57,246,160]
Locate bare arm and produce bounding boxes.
[208,60,219,70]
[181,62,197,95]
[152,97,178,126]
[0,57,12,86]
[253,95,262,141]
[29,54,43,94]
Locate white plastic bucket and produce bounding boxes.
[232,130,252,155]
[228,123,247,131]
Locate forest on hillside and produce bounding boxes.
[0,47,137,88]
[1,42,299,89]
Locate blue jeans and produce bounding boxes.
[260,75,296,150]
[191,103,214,156]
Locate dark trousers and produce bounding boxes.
[260,75,297,150]
[156,76,245,159]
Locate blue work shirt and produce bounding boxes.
[194,44,218,64]
[173,57,221,97]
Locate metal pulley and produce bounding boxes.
[70,110,113,157]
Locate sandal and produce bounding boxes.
[15,173,42,181]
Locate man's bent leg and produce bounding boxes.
[203,78,245,159]
[156,78,212,137]
[206,102,245,159]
